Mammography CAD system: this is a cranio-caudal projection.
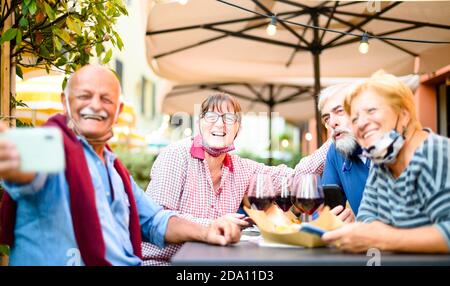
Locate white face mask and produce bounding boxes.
[362,117,406,165]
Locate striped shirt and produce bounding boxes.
[357,131,450,248]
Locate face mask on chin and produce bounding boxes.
[202,142,235,157]
[198,125,236,157]
[362,117,406,165]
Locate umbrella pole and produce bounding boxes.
[267,84,275,166]
[268,103,273,166]
[312,12,323,147]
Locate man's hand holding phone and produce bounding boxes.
[0,121,35,184]
[0,121,65,184]
[330,205,355,223]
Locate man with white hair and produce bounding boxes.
[319,83,370,221]
[0,64,240,266]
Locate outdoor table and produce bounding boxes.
[171,241,450,266]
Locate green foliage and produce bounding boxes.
[114,148,157,191]
[0,244,9,256]
[237,150,302,168]
[0,0,128,78]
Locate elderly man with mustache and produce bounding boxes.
[319,83,370,223]
[0,64,240,266]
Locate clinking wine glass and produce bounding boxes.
[291,174,324,222]
[247,173,275,211]
[274,176,293,212]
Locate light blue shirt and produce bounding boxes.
[2,137,175,266]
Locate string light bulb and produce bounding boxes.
[266,16,277,36]
[359,32,370,54]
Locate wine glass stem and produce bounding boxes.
[303,213,310,222]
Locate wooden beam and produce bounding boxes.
[1,0,12,126]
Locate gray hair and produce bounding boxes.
[317,83,355,113]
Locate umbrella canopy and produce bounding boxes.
[147,0,450,80]
[146,0,450,120]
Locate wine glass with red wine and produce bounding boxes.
[291,174,324,221]
[274,176,293,212]
[247,173,275,211]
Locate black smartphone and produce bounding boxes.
[322,184,346,209]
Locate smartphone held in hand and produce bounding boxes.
[322,184,346,209]
[0,127,65,173]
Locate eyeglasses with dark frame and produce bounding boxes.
[201,111,239,125]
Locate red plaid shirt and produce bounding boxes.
[142,137,331,265]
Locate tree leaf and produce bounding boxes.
[16,65,24,79]
[55,56,67,67]
[62,77,68,91]
[28,0,37,15]
[96,43,104,57]
[53,28,71,44]
[102,48,112,64]
[44,2,56,21]
[53,36,62,51]
[66,17,81,36]
[74,18,84,34]
[113,31,124,50]
[16,29,23,46]
[0,28,18,44]
[39,45,50,57]
[22,1,29,16]
[19,17,29,28]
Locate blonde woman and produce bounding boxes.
[323,71,450,253]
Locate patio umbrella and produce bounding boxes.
[145,0,450,148]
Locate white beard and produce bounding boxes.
[334,132,358,158]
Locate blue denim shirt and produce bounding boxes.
[2,137,175,266]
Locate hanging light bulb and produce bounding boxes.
[178,0,188,5]
[266,16,277,36]
[359,32,369,54]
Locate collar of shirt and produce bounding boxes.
[77,136,117,164]
[342,155,371,172]
[189,136,234,173]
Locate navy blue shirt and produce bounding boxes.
[322,143,370,214]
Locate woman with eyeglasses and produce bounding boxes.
[141,93,331,265]
[322,71,450,253]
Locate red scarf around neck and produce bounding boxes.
[0,114,142,265]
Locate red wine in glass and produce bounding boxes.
[247,173,275,211]
[275,195,295,212]
[292,174,324,221]
[248,196,275,211]
[274,176,293,212]
[292,197,324,215]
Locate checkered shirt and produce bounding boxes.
[141,137,331,265]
